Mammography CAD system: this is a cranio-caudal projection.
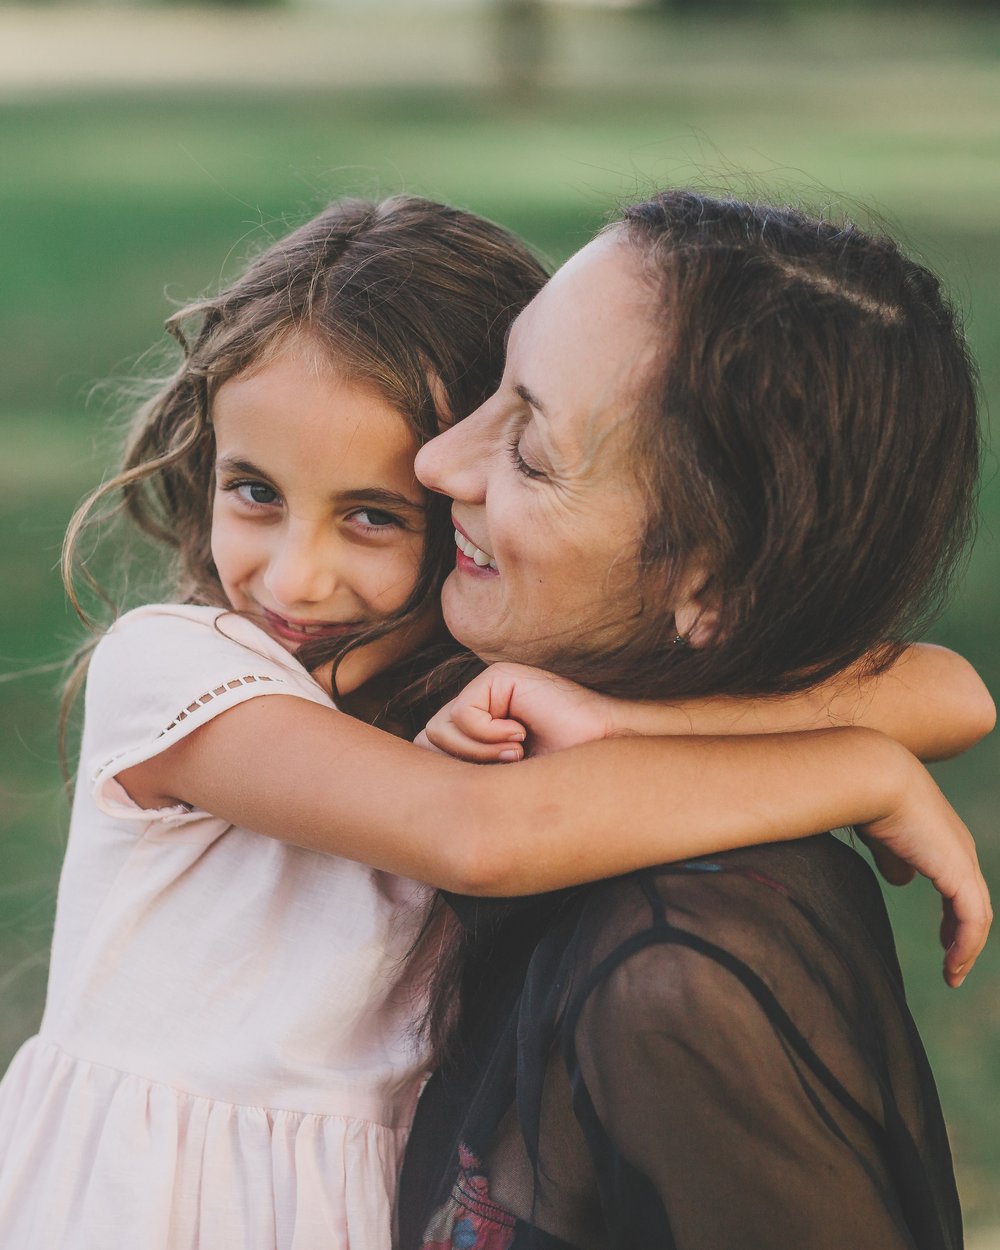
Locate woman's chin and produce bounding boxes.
[440,574,503,659]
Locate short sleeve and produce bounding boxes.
[83,604,336,822]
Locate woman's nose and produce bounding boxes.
[264,527,336,608]
[415,402,492,504]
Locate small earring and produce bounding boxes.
[671,633,690,648]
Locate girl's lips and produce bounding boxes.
[261,609,363,643]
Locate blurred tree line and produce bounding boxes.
[69,0,1000,10]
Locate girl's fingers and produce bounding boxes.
[941,874,992,987]
[858,777,991,988]
[413,729,445,754]
[450,701,526,745]
[428,726,523,762]
[421,708,525,763]
[862,838,916,886]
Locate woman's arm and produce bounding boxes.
[118,695,988,984]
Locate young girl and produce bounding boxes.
[0,196,988,1250]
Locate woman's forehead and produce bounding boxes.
[508,234,659,461]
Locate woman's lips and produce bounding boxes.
[453,521,499,577]
[261,609,363,643]
[455,547,500,578]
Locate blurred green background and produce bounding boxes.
[1,0,998,1238]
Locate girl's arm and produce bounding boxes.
[119,694,989,985]
[417,644,995,765]
[614,644,995,762]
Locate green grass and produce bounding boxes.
[2,7,999,1229]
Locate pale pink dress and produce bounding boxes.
[0,605,431,1250]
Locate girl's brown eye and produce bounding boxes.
[352,508,403,532]
[227,480,280,508]
[246,483,278,505]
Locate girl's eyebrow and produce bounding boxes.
[335,487,425,514]
[215,454,272,479]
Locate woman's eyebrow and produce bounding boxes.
[514,383,548,416]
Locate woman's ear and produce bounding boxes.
[672,566,721,648]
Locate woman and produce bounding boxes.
[396,192,988,1247]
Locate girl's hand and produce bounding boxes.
[414,662,616,762]
[415,669,992,986]
[857,755,992,988]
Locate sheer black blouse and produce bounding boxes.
[396,835,962,1250]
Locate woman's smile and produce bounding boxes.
[415,233,658,666]
[453,519,498,575]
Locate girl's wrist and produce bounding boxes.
[851,728,916,831]
[602,696,682,740]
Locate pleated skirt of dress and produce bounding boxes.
[0,1037,410,1250]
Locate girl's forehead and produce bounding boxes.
[211,345,424,506]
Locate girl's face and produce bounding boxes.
[415,233,667,664]
[210,337,437,695]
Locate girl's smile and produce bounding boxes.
[210,335,438,694]
[256,606,366,643]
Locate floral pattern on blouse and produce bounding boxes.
[421,1143,516,1250]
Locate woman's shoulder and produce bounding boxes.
[538,836,900,1045]
[572,835,886,948]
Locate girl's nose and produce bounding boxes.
[264,528,337,609]
[415,401,493,504]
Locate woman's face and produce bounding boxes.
[415,232,661,663]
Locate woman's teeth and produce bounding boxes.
[455,529,497,570]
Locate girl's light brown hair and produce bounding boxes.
[61,195,549,745]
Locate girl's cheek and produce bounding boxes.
[374,546,424,612]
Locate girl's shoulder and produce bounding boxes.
[105,602,278,653]
[81,603,336,823]
[97,602,316,679]
[87,602,334,726]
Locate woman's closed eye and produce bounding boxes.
[506,431,547,481]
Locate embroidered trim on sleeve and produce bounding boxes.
[157,674,281,737]
[92,674,284,785]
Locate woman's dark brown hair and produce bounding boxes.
[425,190,982,1064]
[61,195,549,729]
[555,190,980,703]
